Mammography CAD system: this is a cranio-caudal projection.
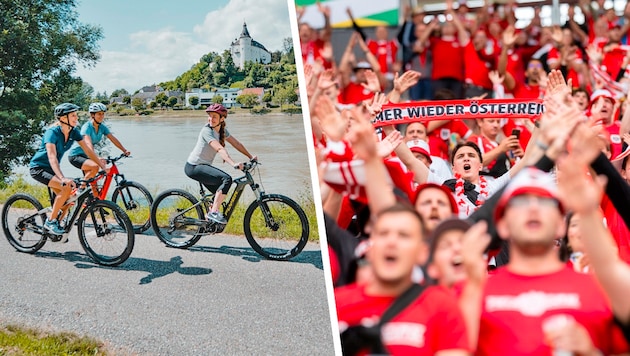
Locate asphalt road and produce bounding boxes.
[0,229,335,355]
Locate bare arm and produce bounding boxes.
[225,135,254,160]
[498,27,517,91]
[105,134,130,155]
[210,140,238,167]
[77,140,107,170]
[45,143,65,180]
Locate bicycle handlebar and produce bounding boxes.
[240,157,260,172]
[105,153,130,164]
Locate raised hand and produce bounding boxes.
[314,95,348,142]
[317,69,337,90]
[360,69,381,93]
[551,25,563,44]
[346,106,379,161]
[461,221,491,285]
[364,92,388,117]
[488,70,504,86]
[393,70,422,94]
[586,45,603,65]
[502,26,517,47]
[377,130,404,158]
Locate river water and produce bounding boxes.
[12,113,316,201]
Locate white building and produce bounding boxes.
[185,88,240,109]
[230,22,271,70]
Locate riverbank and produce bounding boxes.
[107,106,303,119]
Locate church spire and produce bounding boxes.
[240,22,251,38]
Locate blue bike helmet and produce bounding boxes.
[54,103,81,118]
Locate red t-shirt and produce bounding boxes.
[601,195,630,264]
[339,81,375,105]
[477,266,629,355]
[335,283,470,355]
[602,45,626,79]
[427,120,472,160]
[430,37,465,81]
[605,121,622,159]
[547,47,584,88]
[464,42,493,89]
[467,134,500,171]
[511,80,541,99]
[501,119,532,149]
[301,39,332,69]
[367,39,398,74]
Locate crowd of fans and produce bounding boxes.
[298,0,630,354]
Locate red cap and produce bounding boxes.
[406,139,432,163]
[589,89,616,108]
[494,167,564,222]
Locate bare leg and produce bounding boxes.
[211,191,226,213]
[81,159,100,196]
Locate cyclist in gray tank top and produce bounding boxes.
[185,104,256,224]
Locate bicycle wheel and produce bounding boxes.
[243,194,309,261]
[150,189,204,248]
[1,194,47,253]
[111,181,153,234]
[77,200,135,266]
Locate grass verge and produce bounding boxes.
[0,324,110,355]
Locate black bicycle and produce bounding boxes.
[1,172,135,266]
[149,159,309,260]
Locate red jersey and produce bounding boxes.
[467,134,500,171]
[339,81,374,105]
[547,47,584,89]
[301,39,332,69]
[477,266,629,355]
[601,195,630,264]
[605,121,622,159]
[602,45,626,78]
[506,48,526,87]
[335,283,469,355]
[430,37,465,81]
[367,39,398,74]
[511,80,541,99]
[427,120,472,160]
[502,119,533,149]
[464,42,494,89]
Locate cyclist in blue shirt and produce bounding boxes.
[29,103,107,238]
[68,102,130,195]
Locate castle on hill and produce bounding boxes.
[230,22,271,70]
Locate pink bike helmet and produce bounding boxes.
[205,103,228,117]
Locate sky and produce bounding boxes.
[74,0,294,96]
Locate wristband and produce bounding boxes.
[535,140,549,151]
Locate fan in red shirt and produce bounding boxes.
[298,2,333,70]
[463,29,497,99]
[498,26,546,101]
[471,168,629,355]
[589,89,623,159]
[468,118,522,178]
[335,204,470,355]
[426,89,472,161]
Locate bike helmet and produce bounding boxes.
[205,103,228,116]
[88,102,108,113]
[54,103,81,118]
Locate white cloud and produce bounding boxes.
[77,0,292,96]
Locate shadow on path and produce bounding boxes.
[33,250,212,284]
[187,244,323,270]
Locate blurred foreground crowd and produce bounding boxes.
[298,0,630,354]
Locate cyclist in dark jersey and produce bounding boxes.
[29,103,107,239]
[185,104,256,224]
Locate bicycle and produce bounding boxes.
[1,172,135,266]
[90,154,153,234]
[149,158,310,261]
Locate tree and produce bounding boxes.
[212,95,224,104]
[111,88,129,98]
[0,0,103,183]
[131,98,144,112]
[123,96,131,105]
[274,86,298,109]
[189,96,199,107]
[167,96,178,108]
[236,93,259,108]
[155,92,168,108]
[262,92,273,104]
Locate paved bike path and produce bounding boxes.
[0,230,334,355]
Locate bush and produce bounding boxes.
[117,109,137,116]
[281,105,302,115]
[250,106,271,115]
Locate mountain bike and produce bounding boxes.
[1,172,135,266]
[90,154,153,234]
[149,158,309,261]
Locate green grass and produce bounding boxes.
[0,324,109,355]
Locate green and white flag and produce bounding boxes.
[296,0,399,28]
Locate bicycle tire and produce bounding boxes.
[111,181,153,234]
[150,189,204,248]
[77,200,135,266]
[243,194,309,261]
[1,193,47,253]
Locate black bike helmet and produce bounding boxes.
[54,103,81,118]
[205,103,228,117]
